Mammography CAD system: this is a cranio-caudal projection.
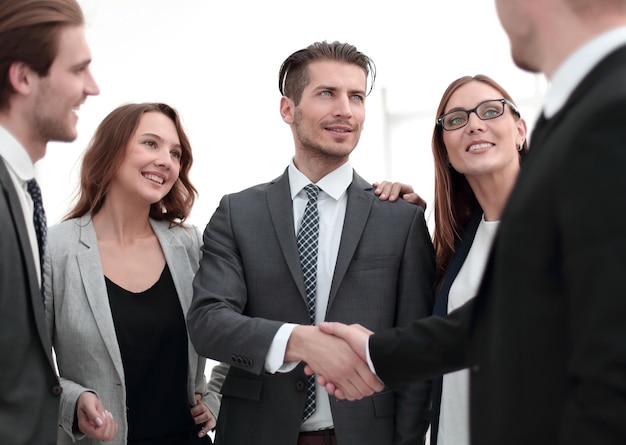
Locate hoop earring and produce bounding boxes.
[517,144,523,152]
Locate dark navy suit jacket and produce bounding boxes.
[370,44,626,444]
[429,210,482,445]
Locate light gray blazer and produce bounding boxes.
[44,215,225,445]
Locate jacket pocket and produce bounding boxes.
[348,255,399,272]
[372,390,395,418]
[220,372,263,401]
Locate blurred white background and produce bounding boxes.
[39,0,546,230]
[39,2,546,436]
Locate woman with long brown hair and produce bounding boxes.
[377,74,528,445]
[428,75,527,445]
[44,103,225,444]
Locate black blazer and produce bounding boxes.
[430,210,482,445]
[370,45,626,445]
[0,158,61,444]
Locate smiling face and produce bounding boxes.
[442,81,525,180]
[31,25,99,145]
[281,59,366,170]
[110,111,182,206]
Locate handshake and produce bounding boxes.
[286,322,385,401]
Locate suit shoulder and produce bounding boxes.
[371,193,426,217]
[47,218,83,239]
[224,178,278,200]
[46,218,88,258]
[157,220,202,251]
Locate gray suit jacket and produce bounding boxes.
[0,158,60,445]
[188,169,434,445]
[44,215,226,445]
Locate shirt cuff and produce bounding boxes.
[265,323,299,373]
[365,337,377,375]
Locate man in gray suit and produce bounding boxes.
[0,1,99,443]
[187,41,434,445]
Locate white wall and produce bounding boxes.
[39,0,545,230]
[38,1,546,420]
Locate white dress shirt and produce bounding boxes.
[544,26,626,118]
[265,159,352,431]
[0,125,41,285]
[364,29,626,374]
[437,216,499,445]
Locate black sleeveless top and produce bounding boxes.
[106,265,206,445]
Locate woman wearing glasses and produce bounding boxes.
[377,74,528,445]
[428,74,527,445]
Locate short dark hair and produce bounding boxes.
[0,0,84,110]
[278,40,376,105]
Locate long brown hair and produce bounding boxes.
[431,75,529,285]
[65,103,197,224]
[0,0,84,110]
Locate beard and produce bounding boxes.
[34,113,77,143]
[511,47,541,74]
[33,81,78,144]
[293,108,359,159]
[506,24,542,74]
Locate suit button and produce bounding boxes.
[296,379,306,392]
[51,385,63,395]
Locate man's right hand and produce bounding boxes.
[305,322,379,400]
[286,325,384,400]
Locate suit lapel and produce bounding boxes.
[327,172,373,309]
[152,220,197,401]
[266,170,376,310]
[267,170,308,302]
[0,159,55,367]
[434,209,483,317]
[531,45,626,149]
[75,216,125,382]
[151,220,190,313]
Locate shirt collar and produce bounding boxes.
[288,159,353,201]
[544,26,626,118]
[0,125,35,182]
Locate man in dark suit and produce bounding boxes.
[0,1,99,443]
[187,41,434,445]
[314,1,626,444]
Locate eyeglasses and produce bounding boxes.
[437,99,520,131]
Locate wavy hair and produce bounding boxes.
[65,103,197,224]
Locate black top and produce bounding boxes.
[106,265,203,444]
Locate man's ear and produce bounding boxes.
[8,61,36,95]
[280,96,295,124]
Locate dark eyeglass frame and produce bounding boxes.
[437,98,520,131]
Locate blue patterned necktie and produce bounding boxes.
[297,184,320,422]
[27,178,47,299]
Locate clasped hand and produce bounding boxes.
[295,322,384,400]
